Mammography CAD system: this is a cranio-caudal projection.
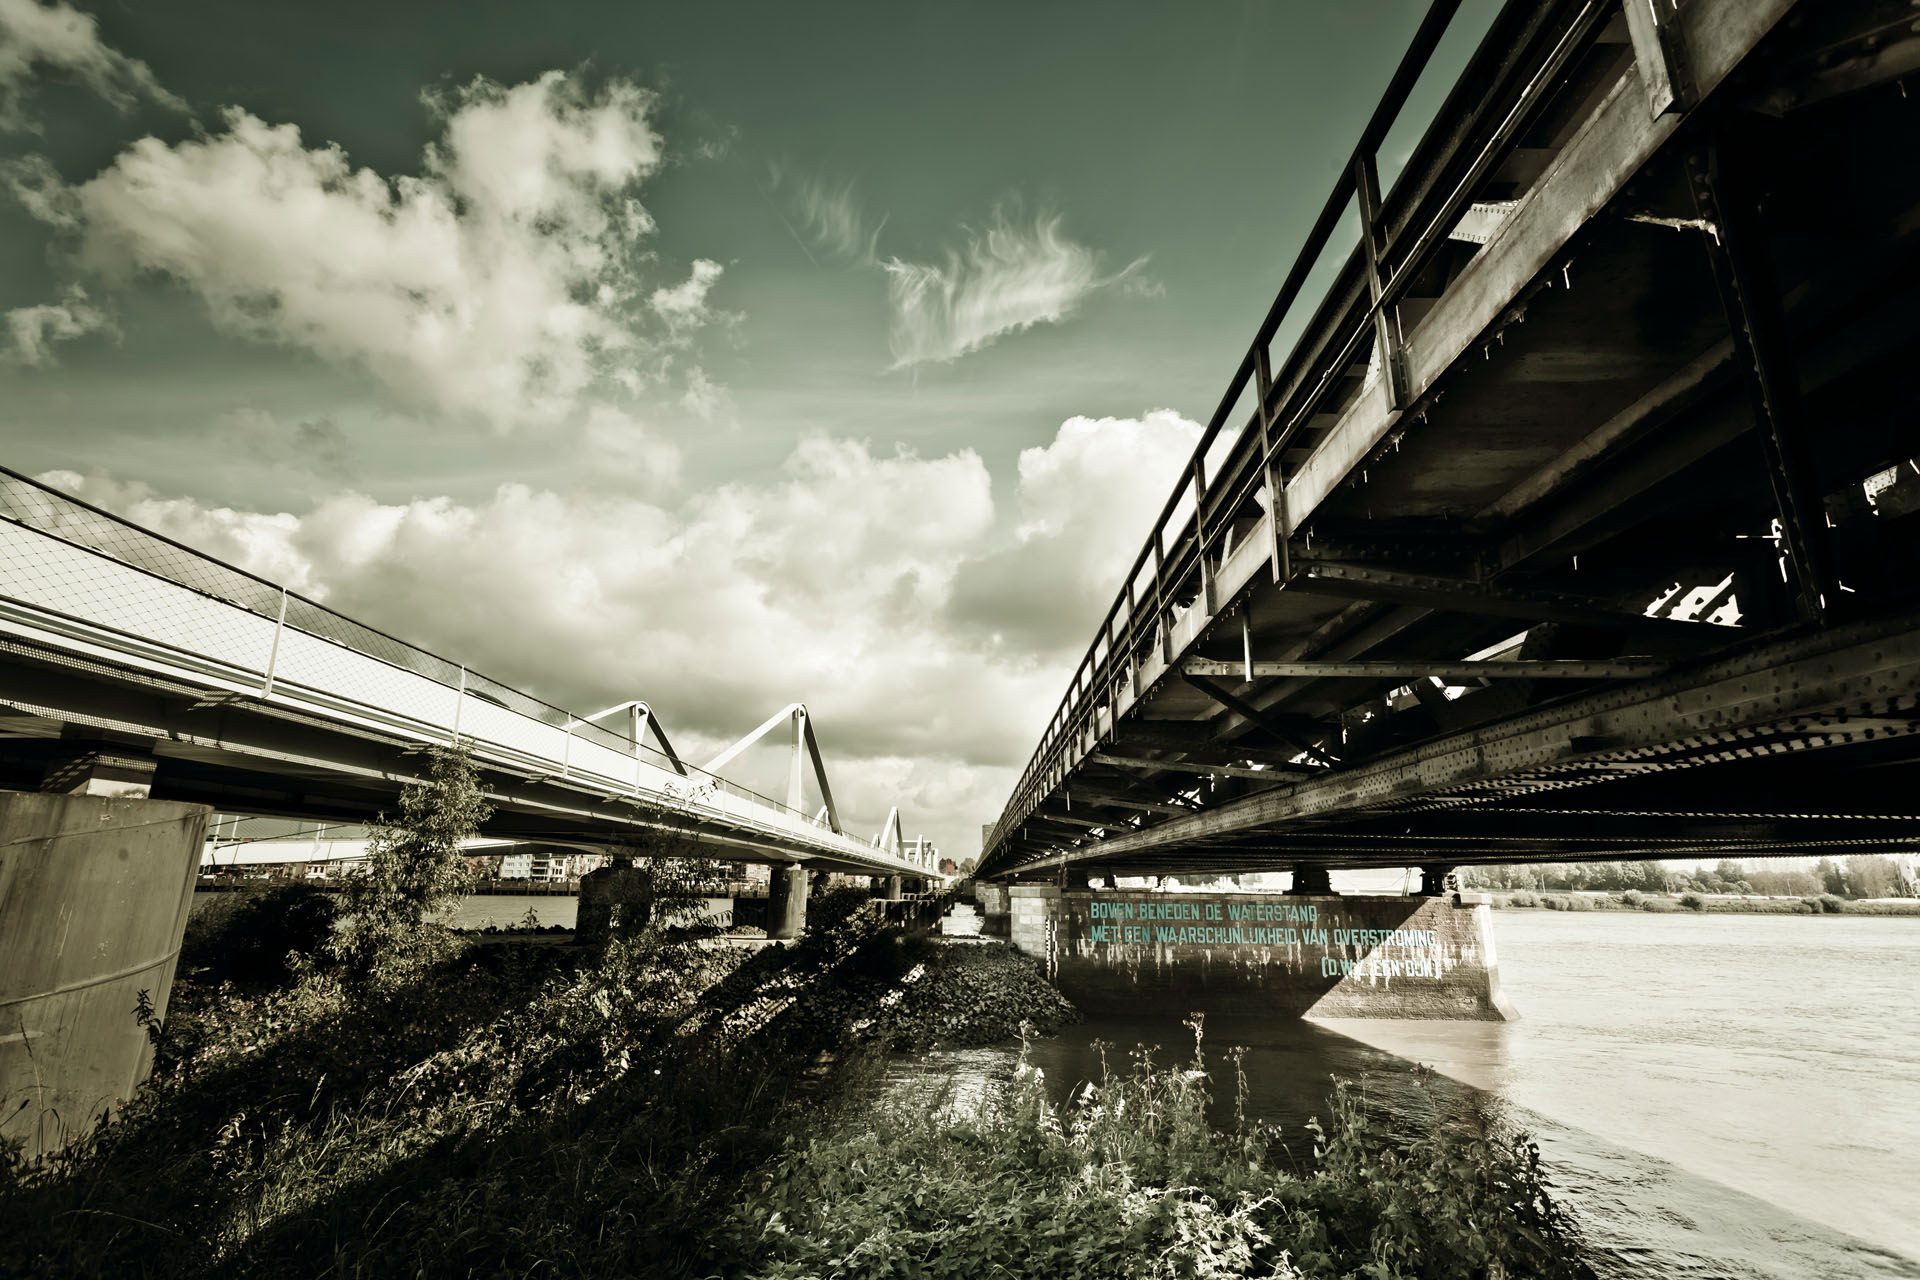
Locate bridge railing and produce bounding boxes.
[984,0,1619,864]
[0,467,890,863]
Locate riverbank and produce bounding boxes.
[1,895,1592,1279]
[1487,889,1920,915]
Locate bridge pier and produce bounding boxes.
[767,863,808,939]
[576,858,652,945]
[0,789,210,1157]
[1288,865,1334,895]
[1418,864,1457,897]
[1005,886,1514,1020]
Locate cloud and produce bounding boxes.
[581,404,681,485]
[648,257,724,330]
[0,0,184,130]
[36,410,1195,854]
[771,165,885,264]
[679,365,728,421]
[883,207,1146,367]
[217,407,357,479]
[4,284,111,363]
[18,70,718,433]
[946,409,1203,653]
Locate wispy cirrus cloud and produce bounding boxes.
[774,161,1149,368]
[882,207,1146,368]
[0,0,184,130]
[770,163,886,264]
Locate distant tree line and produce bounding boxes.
[1462,855,1919,899]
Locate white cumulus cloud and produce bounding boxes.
[37,409,1199,855]
[20,71,709,432]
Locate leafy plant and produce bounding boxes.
[330,744,491,979]
[183,883,338,984]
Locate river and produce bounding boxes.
[894,910,1920,1280]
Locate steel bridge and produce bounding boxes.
[981,0,1920,883]
[0,469,932,878]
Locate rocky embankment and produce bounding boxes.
[875,941,1079,1049]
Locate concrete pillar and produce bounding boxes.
[0,792,210,1158]
[576,858,652,945]
[883,874,904,900]
[1289,864,1334,895]
[1418,864,1457,897]
[767,863,808,939]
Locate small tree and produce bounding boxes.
[332,745,491,978]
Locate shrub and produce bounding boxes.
[807,884,873,933]
[1507,890,1538,908]
[1621,890,1644,907]
[182,884,338,985]
[1817,893,1847,914]
[1640,897,1674,912]
[1678,892,1706,911]
[331,745,490,979]
[1565,893,1594,911]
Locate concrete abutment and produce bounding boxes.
[0,792,210,1157]
[1001,886,1515,1020]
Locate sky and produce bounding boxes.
[0,0,1502,859]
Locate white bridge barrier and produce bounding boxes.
[0,470,917,870]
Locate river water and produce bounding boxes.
[896,911,1920,1280]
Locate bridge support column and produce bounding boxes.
[1061,863,1093,891]
[577,857,651,945]
[1418,864,1457,897]
[883,874,904,900]
[1288,865,1334,895]
[0,791,209,1158]
[768,863,808,939]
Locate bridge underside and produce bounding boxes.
[0,647,893,874]
[983,0,1920,881]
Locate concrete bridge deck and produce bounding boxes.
[981,0,1920,881]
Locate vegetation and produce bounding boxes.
[1465,854,1920,900]
[180,882,338,985]
[329,745,491,978]
[728,1022,1590,1280]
